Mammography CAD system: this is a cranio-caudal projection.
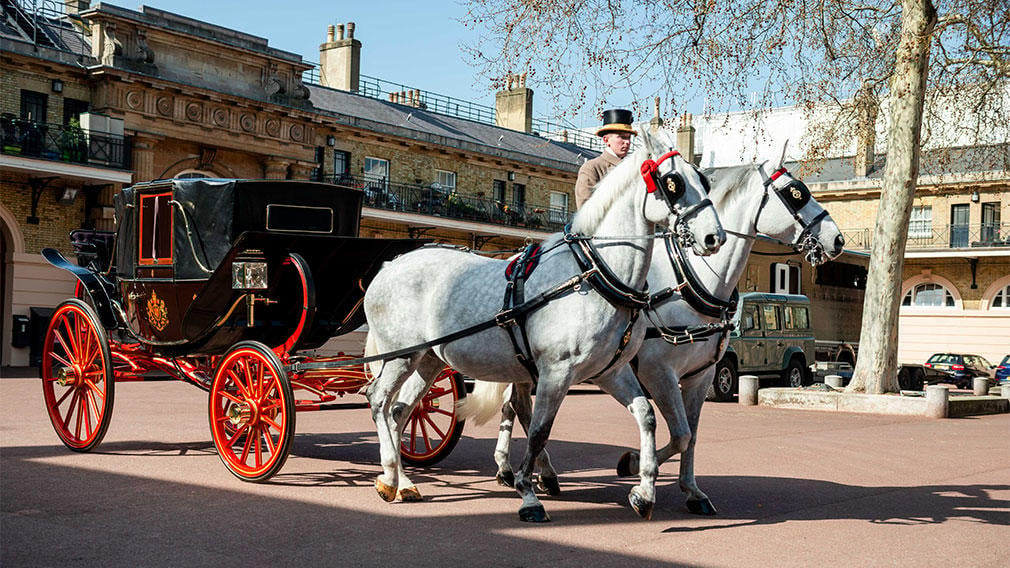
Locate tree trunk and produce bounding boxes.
[848,0,937,394]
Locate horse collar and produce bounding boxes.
[564,226,650,310]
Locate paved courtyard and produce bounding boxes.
[2,375,1008,567]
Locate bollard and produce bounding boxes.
[825,375,843,389]
[1002,385,1010,399]
[738,375,759,406]
[925,384,949,418]
[973,376,990,396]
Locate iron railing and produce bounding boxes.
[322,173,572,233]
[842,222,1010,251]
[1,115,130,169]
[3,0,90,56]
[303,66,602,152]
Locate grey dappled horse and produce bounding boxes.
[463,158,844,515]
[362,127,724,523]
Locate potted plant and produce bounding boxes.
[60,117,87,162]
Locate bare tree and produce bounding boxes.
[462,0,1009,393]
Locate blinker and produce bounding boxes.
[775,180,811,214]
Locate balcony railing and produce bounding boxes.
[1,115,130,169]
[303,67,602,152]
[323,173,572,233]
[842,222,1010,251]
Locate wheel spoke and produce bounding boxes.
[260,414,281,432]
[48,348,73,370]
[60,316,79,361]
[239,428,255,465]
[226,423,249,447]
[218,389,243,405]
[227,366,252,400]
[255,362,266,399]
[54,384,74,407]
[416,416,433,452]
[420,412,447,439]
[74,388,86,440]
[83,378,107,406]
[261,426,277,454]
[252,429,262,468]
[61,388,81,430]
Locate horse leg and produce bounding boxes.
[512,377,573,522]
[364,355,418,503]
[610,362,692,477]
[595,365,658,519]
[493,387,518,488]
[390,357,445,501]
[677,367,717,515]
[508,382,561,496]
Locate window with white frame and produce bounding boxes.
[908,206,932,239]
[549,191,569,224]
[436,170,456,192]
[364,157,389,189]
[902,282,955,307]
[990,284,1010,309]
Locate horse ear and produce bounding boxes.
[778,140,789,169]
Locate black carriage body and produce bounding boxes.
[107,178,419,355]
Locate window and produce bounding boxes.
[908,206,932,239]
[762,305,780,330]
[902,283,955,307]
[334,150,350,176]
[20,90,47,122]
[492,179,506,203]
[436,170,457,192]
[991,284,1010,309]
[771,263,800,294]
[784,306,809,330]
[512,183,526,208]
[815,261,867,289]
[981,202,1001,243]
[740,304,761,332]
[549,191,570,224]
[138,192,173,265]
[950,204,969,248]
[363,156,388,189]
[63,98,88,125]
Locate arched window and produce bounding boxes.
[902,282,955,307]
[174,169,215,179]
[989,284,1010,309]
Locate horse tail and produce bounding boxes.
[456,380,511,425]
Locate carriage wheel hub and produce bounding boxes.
[56,366,79,387]
[227,401,257,427]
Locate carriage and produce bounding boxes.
[39,178,467,481]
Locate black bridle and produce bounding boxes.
[756,165,832,264]
[640,150,714,248]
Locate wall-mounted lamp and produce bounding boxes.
[326,135,336,146]
[51,79,64,93]
[970,190,980,203]
[507,171,515,181]
[56,187,79,205]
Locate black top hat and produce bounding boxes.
[596,109,637,136]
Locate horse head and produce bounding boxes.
[637,128,725,256]
[754,162,844,265]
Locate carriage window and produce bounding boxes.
[138,192,173,265]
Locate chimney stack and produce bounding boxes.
[64,1,89,17]
[854,83,878,177]
[495,71,533,133]
[649,97,664,135]
[676,112,696,165]
[319,22,361,92]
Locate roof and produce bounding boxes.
[308,84,593,173]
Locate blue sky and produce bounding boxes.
[139,0,701,127]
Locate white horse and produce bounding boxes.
[464,157,845,515]
[362,127,725,523]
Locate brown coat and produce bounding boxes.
[574,150,623,209]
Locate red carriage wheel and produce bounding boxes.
[400,367,466,466]
[41,299,115,452]
[209,341,295,482]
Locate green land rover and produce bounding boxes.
[709,292,816,401]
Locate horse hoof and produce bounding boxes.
[496,470,515,488]
[375,478,397,503]
[617,451,640,477]
[397,486,423,502]
[686,498,717,515]
[519,504,551,523]
[537,475,561,496]
[629,488,654,520]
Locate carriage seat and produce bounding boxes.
[70,230,116,272]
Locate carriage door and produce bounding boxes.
[131,191,176,339]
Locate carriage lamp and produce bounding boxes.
[231,261,268,289]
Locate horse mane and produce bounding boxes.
[707,163,758,211]
[571,145,646,234]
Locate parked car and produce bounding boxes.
[995,355,1010,386]
[923,353,995,389]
